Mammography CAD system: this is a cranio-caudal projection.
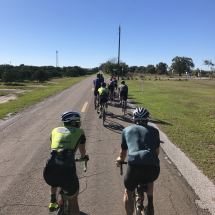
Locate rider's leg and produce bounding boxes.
[146,182,154,209]
[105,102,108,112]
[94,96,96,109]
[124,189,134,215]
[51,186,57,195]
[67,192,79,215]
[49,186,58,211]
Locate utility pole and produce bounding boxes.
[117,25,121,81]
[56,51,59,67]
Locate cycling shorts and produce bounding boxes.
[43,166,79,198]
[99,96,108,105]
[94,88,99,97]
[120,91,128,100]
[124,164,160,192]
[108,85,114,93]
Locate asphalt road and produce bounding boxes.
[0,76,211,215]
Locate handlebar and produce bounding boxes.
[75,155,89,172]
[116,161,127,175]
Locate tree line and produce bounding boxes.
[99,57,214,77]
[0,65,99,83]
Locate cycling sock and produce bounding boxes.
[51,194,57,203]
[147,195,154,209]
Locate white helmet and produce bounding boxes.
[133,108,149,120]
[61,111,81,122]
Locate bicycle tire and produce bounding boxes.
[96,99,100,113]
[102,106,105,125]
[133,191,144,215]
[122,100,125,115]
[56,189,68,215]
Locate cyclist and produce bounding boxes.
[115,108,160,215]
[100,73,104,83]
[112,76,118,90]
[97,82,109,118]
[93,73,102,110]
[118,80,128,107]
[43,111,88,215]
[107,78,115,101]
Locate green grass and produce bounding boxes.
[126,78,215,182]
[0,76,90,119]
[0,92,10,96]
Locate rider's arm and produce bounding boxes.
[78,134,86,158]
[156,147,160,155]
[119,149,127,161]
[79,143,86,158]
[116,129,128,162]
[156,131,160,155]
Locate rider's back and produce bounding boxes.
[121,124,160,166]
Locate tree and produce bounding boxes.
[155,62,168,75]
[139,66,146,74]
[203,60,214,79]
[146,65,155,74]
[129,66,137,73]
[171,56,194,76]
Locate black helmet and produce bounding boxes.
[61,111,81,122]
[133,108,149,120]
[101,82,106,87]
[121,80,125,84]
[97,73,101,78]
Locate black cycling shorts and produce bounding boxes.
[120,91,128,100]
[94,88,99,97]
[99,97,108,104]
[43,166,79,198]
[124,164,160,192]
[108,85,114,93]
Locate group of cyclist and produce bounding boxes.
[93,73,129,118]
[43,73,160,215]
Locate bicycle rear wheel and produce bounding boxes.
[133,191,144,215]
[102,106,106,125]
[122,100,125,115]
[96,99,100,113]
[56,189,68,215]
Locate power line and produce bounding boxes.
[120,0,143,26]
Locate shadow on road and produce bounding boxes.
[107,112,133,124]
[150,119,172,126]
[80,212,88,215]
[103,118,124,133]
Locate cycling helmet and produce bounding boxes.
[133,108,149,120]
[61,111,81,122]
[121,80,125,84]
[101,82,106,87]
[97,73,101,78]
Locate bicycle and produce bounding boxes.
[55,156,89,215]
[109,92,114,104]
[100,102,106,125]
[121,97,126,115]
[96,97,100,114]
[117,161,149,215]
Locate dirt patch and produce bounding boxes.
[0,112,13,123]
[0,89,32,93]
[0,94,18,103]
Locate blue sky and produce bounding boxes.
[1,0,215,70]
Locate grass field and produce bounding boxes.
[126,78,215,183]
[0,76,90,119]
